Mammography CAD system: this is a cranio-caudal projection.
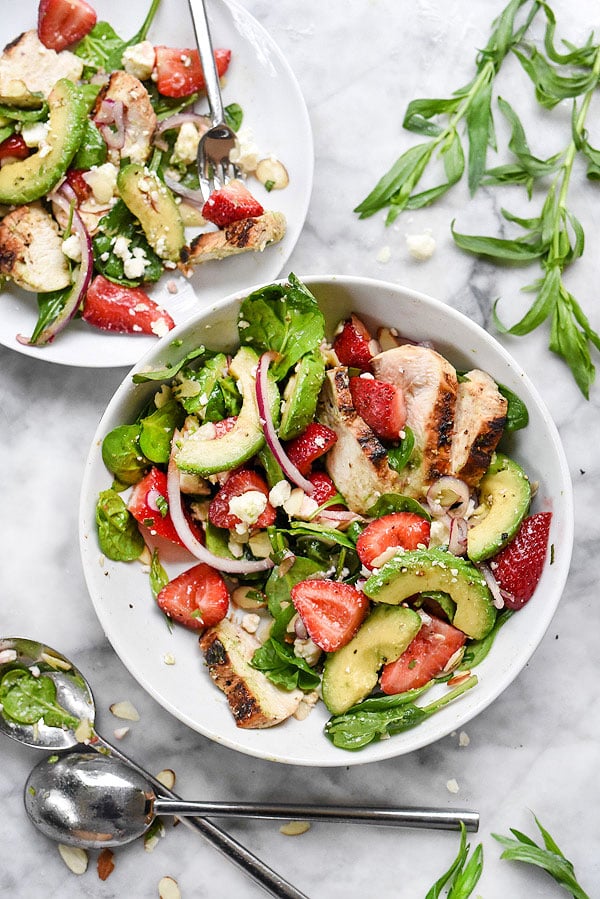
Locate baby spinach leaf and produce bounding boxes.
[131,346,207,383]
[101,423,148,485]
[0,669,80,730]
[460,610,513,670]
[497,385,529,431]
[96,489,145,561]
[251,638,321,692]
[238,274,325,380]
[366,491,431,521]
[386,426,416,474]
[75,0,161,72]
[139,399,184,464]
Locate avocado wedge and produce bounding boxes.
[363,548,497,640]
[0,79,87,205]
[117,164,185,263]
[467,453,531,563]
[175,346,280,476]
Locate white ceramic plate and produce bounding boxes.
[79,275,574,766]
[0,0,312,367]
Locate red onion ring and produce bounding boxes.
[154,111,211,142]
[167,433,274,574]
[477,562,505,610]
[427,476,470,519]
[17,184,93,346]
[448,517,468,556]
[95,99,126,150]
[163,172,206,207]
[255,352,315,494]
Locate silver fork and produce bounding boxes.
[187,0,241,200]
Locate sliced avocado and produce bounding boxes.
[117,164,185,262]
[0,79,87,205]
[176,346,280,476]
[279,349,325,440]
[467,453,531,563]
[322,605,422,715]
[364,548,496,640]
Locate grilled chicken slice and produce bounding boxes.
[0,205,70,292]
[449,369,507,486]
[0,31,83,104]
[93,70,156,165]
[371,344,458,498]
[317,366,402,513]
[200,618,303,728]
[180,211,286,269]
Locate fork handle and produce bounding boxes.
[187,0,225,125]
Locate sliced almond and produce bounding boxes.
[74,717,94,744]
[40,652,72,671]
[156,768,176,790]
[376,326,402,351]
[144,818,165,852]
[255,157,289,190]
[113,726,130,740]
[279,820,311,836]
[58,844,88,875]
[231,585,267,610]
[158,875,181,899]
[109,700,140,721]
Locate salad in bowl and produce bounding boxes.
[81,274,573,765]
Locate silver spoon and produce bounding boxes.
[0,637,308,899]
[24,751,479,849]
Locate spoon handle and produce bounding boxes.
[153,800,479,831]
[93,734,308,899]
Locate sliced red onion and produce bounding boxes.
[154,111,211,142]
[17,184,93,346]
[477,562,505,610]
[448,517,468,556]
[427,476,470,519]
[256,352,315,494]
[95,98,126,150]
[167,433,273,574]
[163,172,206,207]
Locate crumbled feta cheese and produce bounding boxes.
[83,163,119,204]
[446,778,460,794]
[21,121,49,147]
[122,40,156,80]
[62,233,82,262]
[406,230,436,260]
[228,490,268,525]
[458,731,470,747]
[376,244,391,263]
[229,128,260,173]
[241,613,261,634]
[294,636,322,667]
[269,479,292,507]
[172,121,201,167]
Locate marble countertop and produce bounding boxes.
[1,0,599,896]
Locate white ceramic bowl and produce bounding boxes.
[79,275,574,766]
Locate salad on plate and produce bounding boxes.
[0,0,288,348]
[94,274,553,753]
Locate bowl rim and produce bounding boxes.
[79,274,574,766]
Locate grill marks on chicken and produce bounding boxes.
[320,345,508,506]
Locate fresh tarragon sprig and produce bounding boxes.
[354,0,541,223]
[452,18,600,397]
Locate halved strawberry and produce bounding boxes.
[202,180,264,228]
[154,46,231,98]
[349,375,407,441]
[38,0,97,51]
[291,579,370,652]
[284,423,338,476]
[0,134,30,162]
[380,614,466,693]
[208,469,276,530]
[65,168,92,204]
[128,467,185,546]
[307,471,342,508]
[156,563,229,631]
[82,275,175,336]
[489,512,552,609]
[333,314,373,371]
[356,512,431,569]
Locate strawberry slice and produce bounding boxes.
[307,471,342,507]
[356,512,431,569]
[0,134,30,162]
[156,563,229,631]
[202,180,264,228]
[333,314,373,371]
[65,168,92,204]
[154,46,231,98]
[284,423,338,476]
[349,375,407,441]
[380,614,466,693]
[38,0,97,51]
[82,275,175,336]
[208,469,276,530]
[291,579,370,652]
[128,467,185,546]
[489,511,552,609]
